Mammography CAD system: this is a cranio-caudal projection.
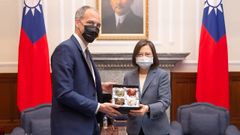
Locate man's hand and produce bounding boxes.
[101,82,116,93]
[129,104,149,116]
[99,103,121,117]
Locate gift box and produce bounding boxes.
[112,85,140,113]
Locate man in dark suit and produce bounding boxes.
[51,6,121,135]
[102,0,143,33]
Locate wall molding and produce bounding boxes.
[92,52,190,69]
[0,62,17,67]
[2,57,240,72]
[181,60,240,65]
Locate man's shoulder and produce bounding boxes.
[62,36,75,44]
[54,36,78,53]
[126,11,143,22]
[58,36,76,47]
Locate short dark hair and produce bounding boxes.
[132,39,159,68]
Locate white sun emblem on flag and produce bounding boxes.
[24,0,42,16]
[204,0,223,15]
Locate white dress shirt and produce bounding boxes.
[73,33,100,113]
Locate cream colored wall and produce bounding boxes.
[0,0,240,73]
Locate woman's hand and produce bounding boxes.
[129,104,149,116]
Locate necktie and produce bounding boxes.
[85,48,93,75]
[116,18,121,31]
[85,48,97,99]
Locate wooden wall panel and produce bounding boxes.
[0,73,20,133]
[171,72,240,129]
[170,72,196,121]
[229,72,240,128]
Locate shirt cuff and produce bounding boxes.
[95,103,100,114]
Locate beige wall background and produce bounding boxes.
[0,0,240,73]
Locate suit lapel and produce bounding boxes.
[71,35,82,52]
[70,35,95,84]
[132,69,140,86]
[141,68,156,97]
[71,35,86,65]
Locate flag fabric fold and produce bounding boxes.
[17,0,52,112]
[196,0,229,109]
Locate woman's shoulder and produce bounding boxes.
[124,69,138,77]
[153,67,168,76]
[153,67,167,72]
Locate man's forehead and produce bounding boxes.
[83,9,100,21]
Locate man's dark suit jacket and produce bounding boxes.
[51,35,103,135]
[102,10,143,33]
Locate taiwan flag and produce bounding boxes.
[17,0,52,112]
[196,0,229,109]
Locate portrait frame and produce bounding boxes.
[96,0,148,40]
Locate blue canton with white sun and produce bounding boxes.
[203,0,226,42]
[22,0,46,44]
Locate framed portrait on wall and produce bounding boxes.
[96,0,148,40]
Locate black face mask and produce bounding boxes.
[82,25,99,43]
